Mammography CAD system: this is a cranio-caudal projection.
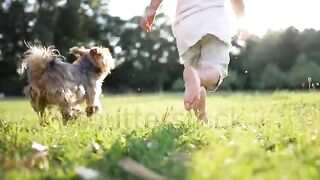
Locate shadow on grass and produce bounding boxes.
[89,122,204,180]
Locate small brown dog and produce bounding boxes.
[18,45,114,119]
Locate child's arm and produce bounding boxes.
[231,0,245,19]
[140,0,163,32]
[231,0,249,40]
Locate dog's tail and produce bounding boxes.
[18,44,64,80]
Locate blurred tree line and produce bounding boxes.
[0,0,320,95]
[225,27,320,90]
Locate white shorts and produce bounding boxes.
[179,34,230,90]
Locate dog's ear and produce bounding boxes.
[69,46,86,56]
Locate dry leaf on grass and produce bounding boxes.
[24,142,49,169]
[3,157,16,169]
[90,142,101,153]
[31,142,48,152]
[75,166,100,179]
[24,151,49,169]
[118,157,167,180]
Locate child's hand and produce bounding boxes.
[237,28,250,41]
[236,18,250,40]
[140,6,157,32]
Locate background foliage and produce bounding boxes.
[0,0,320,95]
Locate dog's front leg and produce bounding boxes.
[85,87,102,116]
[27,86,47,117]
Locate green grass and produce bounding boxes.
[0,92,320,180]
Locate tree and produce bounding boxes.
[260,63,288,89]
[289,54,320,89]
[1,0,320,94]
[0,0,122,95]
[106,14,181,92]
[0,0,34,94]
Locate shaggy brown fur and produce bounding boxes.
[19,44,114,119]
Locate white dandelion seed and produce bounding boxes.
[31,142,48,152]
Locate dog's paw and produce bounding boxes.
[62,113,73,120]
[85,106,101,117]
[62,108,82,120]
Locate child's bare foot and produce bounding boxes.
[183,66,201,111]
[196,87,208,123]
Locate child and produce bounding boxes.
[140,0,247,122]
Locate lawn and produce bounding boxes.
[0,92,320,180]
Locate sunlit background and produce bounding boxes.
[0,0,320,95]
[109,0,320,37]
[1,1,320,179]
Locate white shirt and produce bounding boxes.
[172,0,230,55]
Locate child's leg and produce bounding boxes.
[197,67,221,90]
[181,35,229,119]
[199,35,229,91]
[181,42,202,111]
[194,35,230,121]
[194,86,208,122]
[183,65,211,121]
[192,68,219,122]
[183,65,201,111]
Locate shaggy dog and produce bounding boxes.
[18,45,114,119]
